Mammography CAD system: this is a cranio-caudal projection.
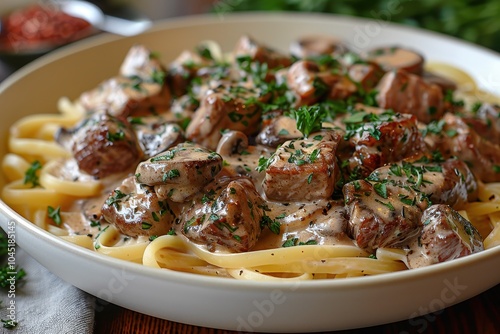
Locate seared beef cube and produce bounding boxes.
[79,76,171,118]
[186,83,267,150]
[234,35,292,69]
[286,59,357,105]
[263,131,341,202]
[135,142,223,202]
[181,177,265,252]
[376,69,444,123]
[347,62,384,91]
[407,204,484,268]
[326,75,358,101]
[463,103,500,144]
[422,71,457,93]
[434,113,500,182]
[345,111,427,177]
[80,45,170,117]
[286,60,326,105]
[369,159,477,210]
[102,176,176,237]
[364,46,424,75]
[343,179,423,251]
[120,44,166,82]
[57,112,140,178]
[168,50,213,97]
[343,157,477,251]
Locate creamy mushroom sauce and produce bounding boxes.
[51,36,492,269]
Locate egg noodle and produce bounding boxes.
[2,59,500,281]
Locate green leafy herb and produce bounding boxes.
[256,155,274,172]
[162,169,180,181]
[260,215,281,234]
[151,150,176,162]
[0,265,26,289]
[373,183,388,199]
[47,206,62,226]
[282,238,317,247]
[23,160,42,187]
[106,130,125,142]
[288,105,326,138]
[105,190,128,208]
[1,319,18,329]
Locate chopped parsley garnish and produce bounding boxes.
[106,130,125,142]
[47,206,62,226]
[151,150,176,162]
[288,105,326,138]
[256,155,274,173]
[260,215,281,235]
[282,238,317,247]
[196,45,214,60]
[373,182,388,199]
[422,119,446,137]
[162,169,180,181]
[23,160,42,187]
[106,190,128,208]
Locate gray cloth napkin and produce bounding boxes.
[0,247,95,334]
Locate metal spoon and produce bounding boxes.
[57,0,152,36]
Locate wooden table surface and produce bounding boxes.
[94,284,499,334]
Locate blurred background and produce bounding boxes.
[1,0,500,80]
[107,0,500,52]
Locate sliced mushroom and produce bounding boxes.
[216,130,249,156]
[290,35,348,59]
[256,115,302,148]
[364,46,425,75]
[407,204,483,268]
[132,118,184,159]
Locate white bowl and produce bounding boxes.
[0,13,499,333]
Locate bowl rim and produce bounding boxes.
[1,11,499,292]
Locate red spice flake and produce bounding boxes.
[0,4,92,52]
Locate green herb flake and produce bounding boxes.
[163,169,180,181]
[373,183,388,199]
[288,105,326,138]
[47,206,62,225]
[24,160,42,187]
[106,130,125,142]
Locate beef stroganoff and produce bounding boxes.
[2,35,500,280]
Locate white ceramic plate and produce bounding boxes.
[0,13,499,333]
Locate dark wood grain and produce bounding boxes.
[94,284,499,334]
